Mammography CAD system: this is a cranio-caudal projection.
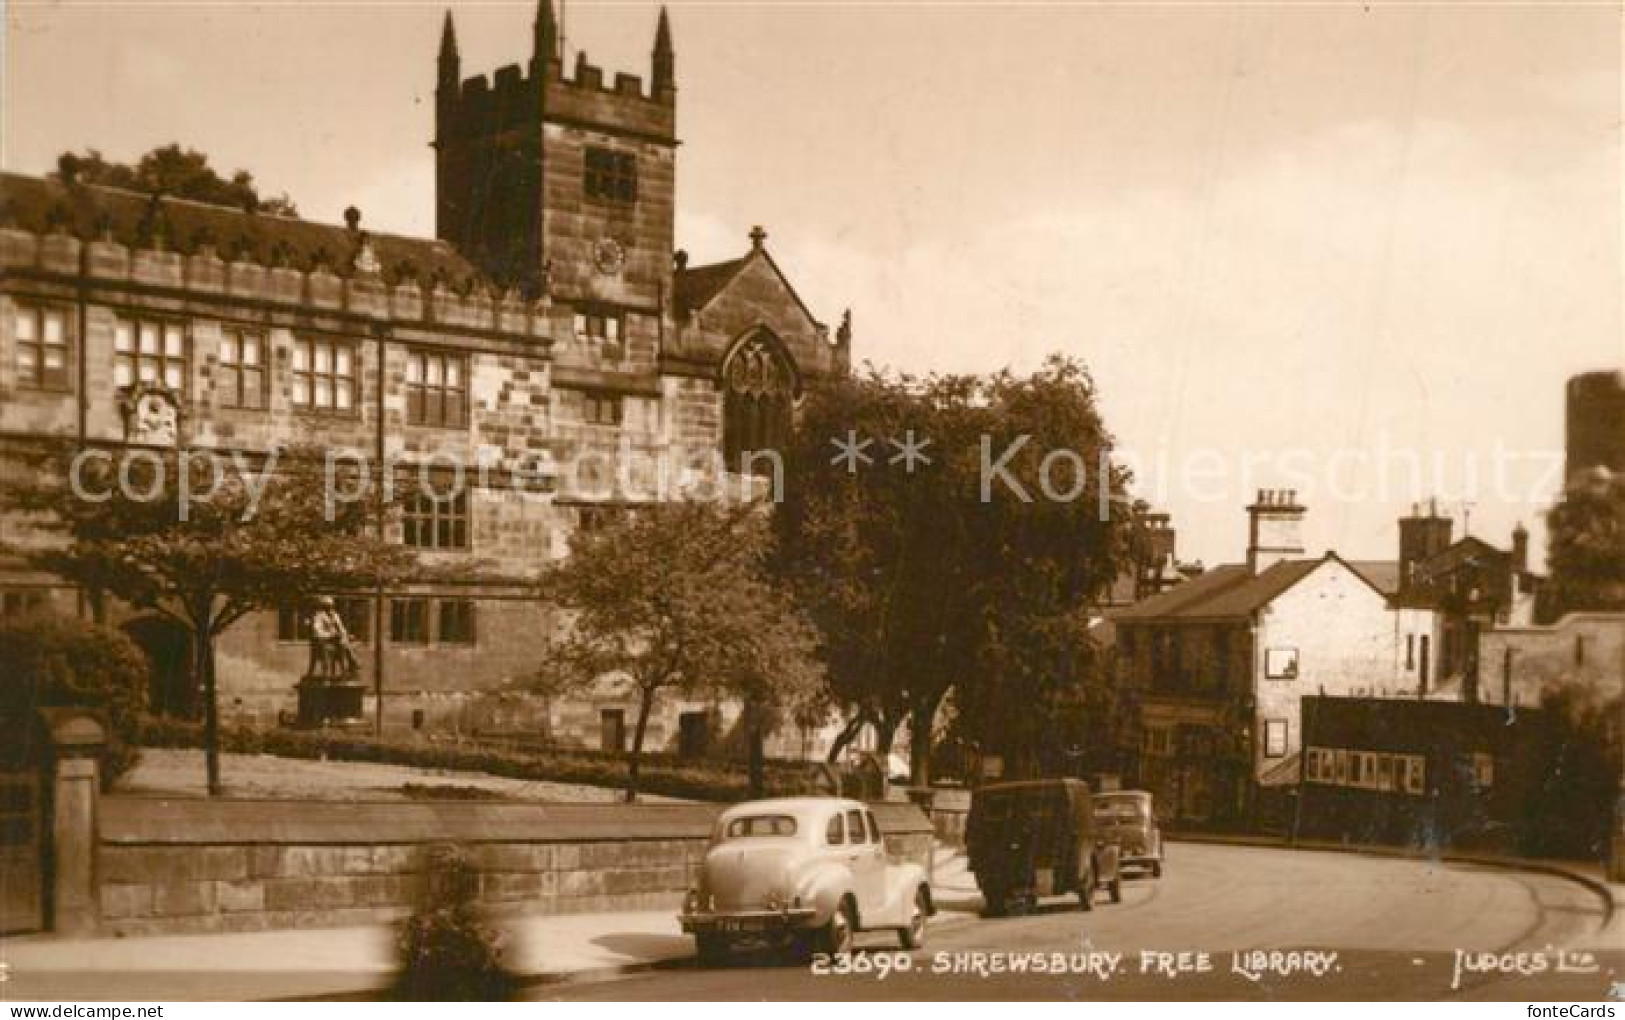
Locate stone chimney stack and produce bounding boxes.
[1398,498,1454,596]
[1246,489,1306,574]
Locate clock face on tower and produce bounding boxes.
[593,237,626,276]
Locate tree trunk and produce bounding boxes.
[908,698,939,787]
[625,686,655,804]
[198,628,221,797]
[746,700,766,799]
[874,718,894,759]
[825,712,870,765]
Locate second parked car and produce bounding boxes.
[1092,789,1164,878]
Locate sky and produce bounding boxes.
[4,0,1621,568]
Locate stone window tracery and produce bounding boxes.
[722,333,792,472]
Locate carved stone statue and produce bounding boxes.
[118,383,181,447]
[306,596,359,681]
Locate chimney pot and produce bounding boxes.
[1246,489,1307,573]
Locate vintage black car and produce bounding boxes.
[1092,789,1164,878]
[966,778,1122,916]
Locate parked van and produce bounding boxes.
[966,778,1122,916]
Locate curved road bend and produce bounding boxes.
[537,842,1620,1002]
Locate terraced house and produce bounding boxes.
[1114,491,1426,826]
[0,3,850,755]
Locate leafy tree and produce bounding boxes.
[535,501,824,801]
[0,615,150,786]
[2,443,407,795]
[774,355,1133,783]
[1515,681,1620,861]
[54,144,299,215]
[1542,471,1625,620]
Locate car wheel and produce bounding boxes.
[818,898,856,956]
[898,887,929,950]
[785,930,818,963]
[982,886,1007,918]
[1077,865,1095,912]
[695,932,731,967]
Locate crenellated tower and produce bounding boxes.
[433,1,676,310]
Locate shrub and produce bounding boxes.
[1515,683,1621,861]
[391,844,519,1001]
[0,615,149,785]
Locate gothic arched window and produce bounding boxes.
[723,333,794,473]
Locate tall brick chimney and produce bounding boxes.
[1246,489,1306,574]
[1398,498,1453,596]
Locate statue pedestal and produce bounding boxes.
[295,674,368,729]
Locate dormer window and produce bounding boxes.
[584,147,637,202]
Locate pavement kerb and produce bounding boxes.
[280,958,693,1002]
[284,909,987,1001]
[1167,832,1621,928]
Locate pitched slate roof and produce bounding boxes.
[1115,558,1324,622]
[1115,553,1398,623]
[672,246,825,331]
[1418,536,1507,576]
[0,172,484,287]
[1111,563,1252,621]
[1347,560,1402,596]
[672,256,747,315]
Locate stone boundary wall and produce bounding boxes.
[95,797,933,936]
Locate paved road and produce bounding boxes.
[537,842,1621,1001]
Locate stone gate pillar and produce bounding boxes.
[41,709,106,936]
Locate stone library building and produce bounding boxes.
[0,3,850,757]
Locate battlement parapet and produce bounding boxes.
[38,231,82,276]
[0,225,554,345]
[185,248,226,293]
[444,48,674,143]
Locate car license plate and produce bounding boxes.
[717,917,771,933]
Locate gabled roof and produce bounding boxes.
[1347,560,1401,597]
[1114,554,1385,622]
[1188,559,1323,619]
[0,172,484,286]
[671,245,824,331]
[1420,535,1507,575]
[1112,563,1253,621]
[672,256,746,315]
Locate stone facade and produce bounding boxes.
[1476,611,1625,709]
[89,796,933,935]
[0,2,850,756]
